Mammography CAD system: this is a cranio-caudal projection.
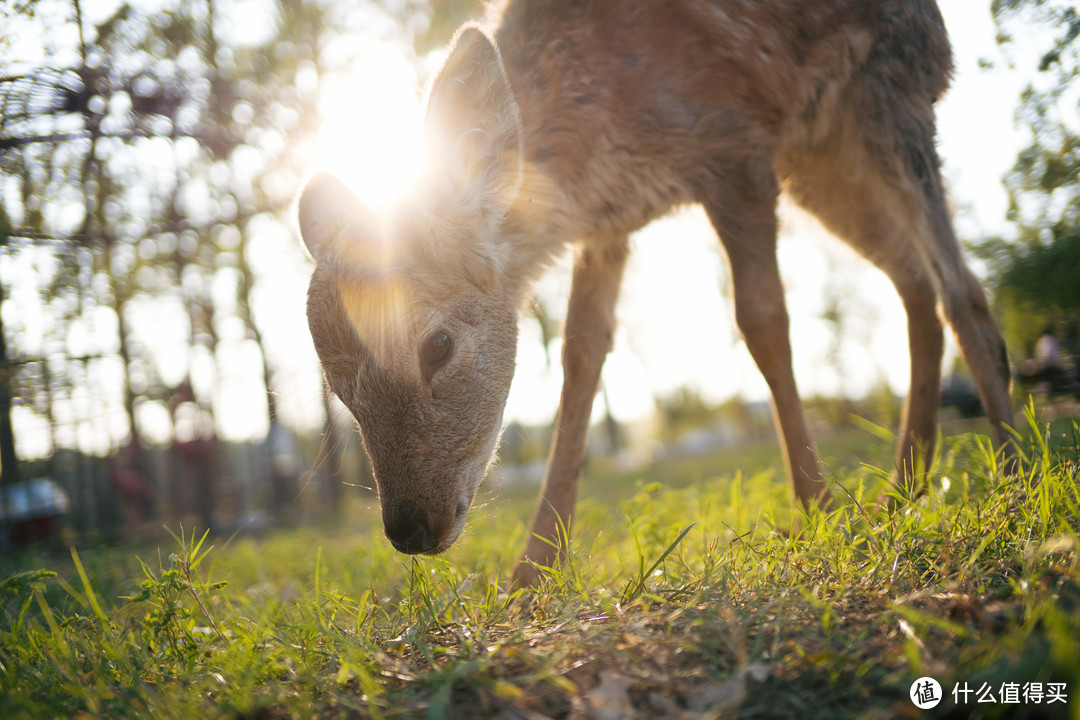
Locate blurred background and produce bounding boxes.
[1,0,1077,549]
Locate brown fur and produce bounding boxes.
[299,0,1013,584]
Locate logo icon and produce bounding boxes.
[911,677,943,709]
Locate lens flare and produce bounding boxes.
[316,41,424,209]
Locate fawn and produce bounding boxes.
[299,0,1014,586]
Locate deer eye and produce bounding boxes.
[420,331,453,375]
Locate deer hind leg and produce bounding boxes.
[888,122,1013,458]
[930,231,1014,456]
[785,159,945,485]
[513,238,629,587]
[915,191,1014,455]
[702,159,831,511]
[786,98,1013,484]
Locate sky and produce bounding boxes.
[2,0,1051,456]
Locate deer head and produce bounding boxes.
[298,27,528,554]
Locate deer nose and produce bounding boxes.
[384,509,443,554]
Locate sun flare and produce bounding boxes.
[316,41,425,209]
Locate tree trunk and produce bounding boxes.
[0,268,22,551]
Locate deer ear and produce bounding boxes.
[298,172,363,263]
[424,25,524,210]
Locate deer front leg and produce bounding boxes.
[893,277,945,488]
[703,163,831,512]
[726,250,830,510]
[512,239,629,587]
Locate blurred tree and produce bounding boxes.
[2,0,457,537]
[980,1,1080,355]
[0,221,20,547]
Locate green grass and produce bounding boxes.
[2,409,1079,719]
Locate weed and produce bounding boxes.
[0,415,1077,718]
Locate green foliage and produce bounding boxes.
[0,568,55,600]
[983,1,1080,356]
[1,416,1079,717]
[620,520,700,604]
[999,227,1080,314]
[125,528,230,664]
[973,224,1080,351]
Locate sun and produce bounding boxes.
[316,41,426,209]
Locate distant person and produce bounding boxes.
[1022,322,1070,397]
[1034,323,1060,373]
